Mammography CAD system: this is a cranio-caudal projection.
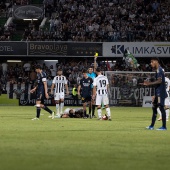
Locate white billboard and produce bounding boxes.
[103,42,170,57]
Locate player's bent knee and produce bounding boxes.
[158,106,166,114]
[152,104,157,108]
[164,106,169,110]
[35,104,41,107]
[105,105,109,108]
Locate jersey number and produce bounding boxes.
[99,80,106,87]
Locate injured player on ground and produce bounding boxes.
[60,108,89,118]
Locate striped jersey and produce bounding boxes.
[165,77,170,96]
[93,75,109,95]
[52,75,67,93]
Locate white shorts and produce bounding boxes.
[54,92,65,101]
[165,97,170,106]
[96,94,109,106]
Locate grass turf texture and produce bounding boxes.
[0,106,169,170]
[0,94,18,106]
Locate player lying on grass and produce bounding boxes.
[60,108,88,118]
[60,108,109,120]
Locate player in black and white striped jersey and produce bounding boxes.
[51,68,69,117]
[92,67,111,120]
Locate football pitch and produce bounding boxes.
[0,105,169,170]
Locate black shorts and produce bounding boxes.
[37,91,45,104]
[153,96,165,107]
[81,96,91,103]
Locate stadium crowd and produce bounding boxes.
[21,0,170,42]
[0,0,169,42]
[0,0,170,92]
[1,58,170,93]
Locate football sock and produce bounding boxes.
[159,106,166,128]
[89,106,91,115]
[92,105,95,116]
[151,106,157,127]
[106,107,111,117]
[165,108,169,120]
[60,102,64,114]
[83,110,86,117]
[36,107,41,118]
[43,105,52,114]
[102,103,105,108]
[56,103,59,115]
[157,108,161,118]
[97,108,102,118]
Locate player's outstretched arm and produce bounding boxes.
[92,85,97,100]
[77,85,81,96]
[65,84,69,95]
[140,77,162,86]
[30,85,37,93]
[43,81,49,99]
[94,52,98,72]
[51,83,55,94]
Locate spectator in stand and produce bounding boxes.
[0,1,6,14]
[1,61,8,77]
[50,65,56,78]
[29,69,37,85]
[47,76,52,92]
[49,17,55,32]
[13,0,29,5]
[44,1,53,18]
[23,61,31,76]
[4,0,167,42]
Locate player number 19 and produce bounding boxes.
[99,80,106,87]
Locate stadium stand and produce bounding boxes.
[0,0,168,42]
[0,0,170,93]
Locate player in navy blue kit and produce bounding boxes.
[30,65,54,120]
[78,69,93,118]
[141,58,167,130]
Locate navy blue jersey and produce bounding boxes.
[37,71,47,92]
[155,66,167,99]
[80,77,93,97]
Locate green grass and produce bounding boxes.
[0,94,18,105]
[0,106,169,170]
